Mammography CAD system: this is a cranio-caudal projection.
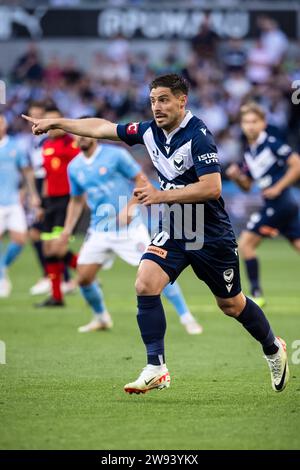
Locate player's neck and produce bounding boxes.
[163,111,187,135]
[83,145,98,158]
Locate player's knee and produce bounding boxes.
[77,270,94,287]
[135,277,158,296]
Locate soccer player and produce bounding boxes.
[226,102,300,307]
[57,133,202,334]
[0,112,40,297]
[23,102,78,297]
[22,74,290,394]
[36,106,79,307]
[21,101,49,295]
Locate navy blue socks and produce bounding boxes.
[237,297,278,355]
[245,257,262,297]
[137,295,166,366]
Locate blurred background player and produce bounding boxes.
[0,112,40,297]
[58,133,202,334]
[23,101,75,297]
[227,102,300,306]
[36,105,79,307]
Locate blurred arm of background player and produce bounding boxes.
[57,172,147,250]
[226,164,253,192]
[22,115,120,141]
[262,153,300,199]
[226,152,300,198]
[22,166,41,209]
[117,172,147,227]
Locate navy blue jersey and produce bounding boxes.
[117,111,235,244]
[242,131,294,206]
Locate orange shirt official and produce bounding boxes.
[43,134,79,197]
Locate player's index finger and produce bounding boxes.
[21,114,35,123]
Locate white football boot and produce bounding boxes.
[61,280,77,295]
[78,312,113,333]
[30,277,51,296]
[124,364,171,395]
[180,312,203,335]
[264,337,290,392]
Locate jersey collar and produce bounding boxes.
[81,145,102,165]
[162,110,193,144]
[249,130,267,153]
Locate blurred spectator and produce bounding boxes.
[190,15,220,60]
[11,43,44,83]
[257,16,289,66]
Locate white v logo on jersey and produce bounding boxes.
[164,146,170,155]
[200,128,207,135]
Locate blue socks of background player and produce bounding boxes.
[162,281,189,317]
[0,241,23,277]
[237,296,278,355]
[245,258,262,297]
[80,281,106,315]
[137,295,166,366]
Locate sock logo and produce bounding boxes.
[223,269,234,283]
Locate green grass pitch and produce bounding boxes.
[0,237,299,450]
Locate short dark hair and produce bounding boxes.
[27,100,45,111]
[44,104,62,115]
[150,74,189,96]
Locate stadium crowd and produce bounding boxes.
[3,15,300,175]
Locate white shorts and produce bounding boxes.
[77,223,151,269]
[0,204,27,235]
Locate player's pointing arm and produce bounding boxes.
[21,114,120,141]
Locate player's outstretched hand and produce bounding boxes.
[226,163,241,181]
[21,114,54,135]
[134,175,162,206]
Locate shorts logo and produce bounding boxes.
[173,155,184,170]
[146,246,168,259]
[223,269,234,283]
[126,122,139,135]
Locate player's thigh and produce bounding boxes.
[7,205,27,240]
[238,230,262,256]
[77,263,101,286]
[9,230,27,245]
[291,238,300,252]
[139,232,189,292]
[135,259,170,295]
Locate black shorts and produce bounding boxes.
[141,233,241,299]
[42,195,70,238]
[246,202,300,241]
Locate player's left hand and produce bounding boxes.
[134,176,162,205]
[262,185,282,199]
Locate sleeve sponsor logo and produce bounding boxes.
[198,153,219,164]
[126,122,139,135]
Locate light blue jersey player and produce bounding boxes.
[62,135,202,334]
[227,102,300,307]
[0,113,39,297]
